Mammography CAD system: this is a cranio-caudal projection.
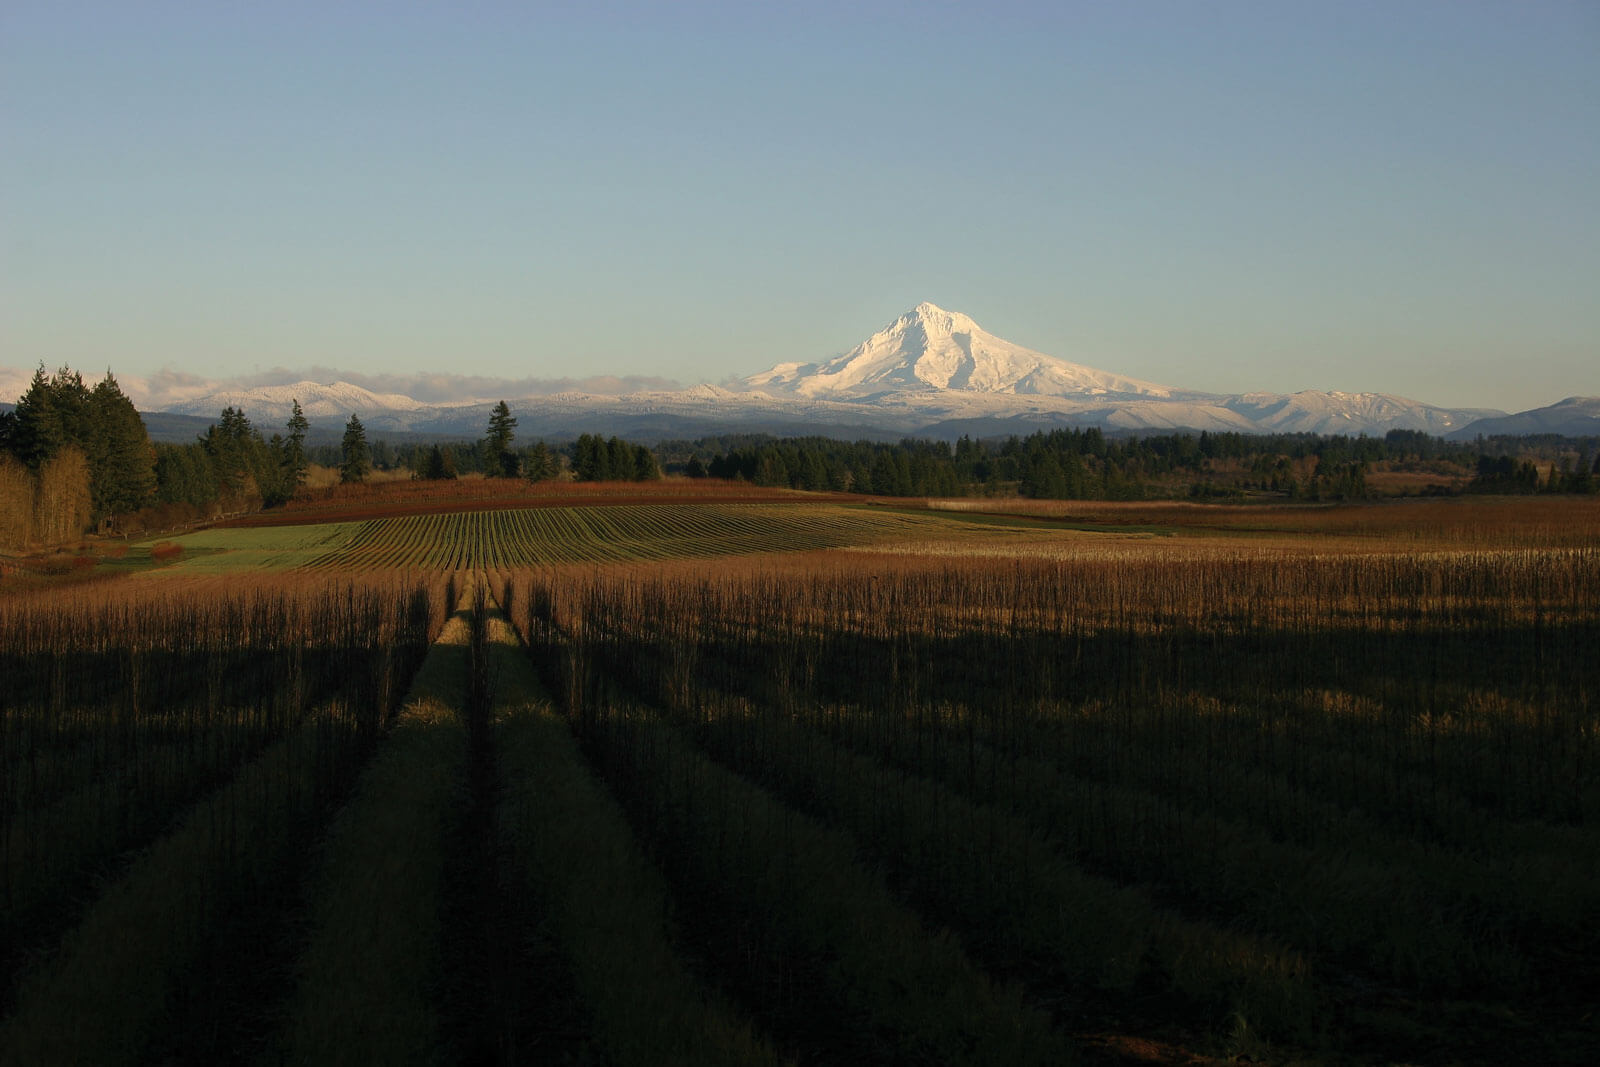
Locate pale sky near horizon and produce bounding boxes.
[3,1,1596,412]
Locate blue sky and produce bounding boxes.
[3,1,1596,410]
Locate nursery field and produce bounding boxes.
[146,501,1027,572]
[2,493,1596,1065]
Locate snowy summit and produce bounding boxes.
[742,302,1173,400]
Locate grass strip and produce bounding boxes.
[273,597,473,1066]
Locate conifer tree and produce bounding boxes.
[634,443,660,480]
[284,399,309,491]
[607,436,632,481]
[420,444,444,480]
[9,366,91,469]
[485,401,518,477]
[201,406,272,500]
[340,414,371,484]
[573,434,602,481]
[419,444,458,480]
[86,373,156,518]
[526,441,554,482]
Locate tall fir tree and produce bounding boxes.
[340,414,371,484]
[607,436,633,481]
[485,401,518,477]
[526,441,554,481]
[86,373,156,517]
[572,433,602,481]
[284,399,309,492]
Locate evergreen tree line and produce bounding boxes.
[307,431,651,486]
[1468,450,1599,495]
[679,427,1600,501]
[376,438,575,483]
[395,438,563,483]
[0,368,156,522]
[570,433,660,482]
[677,429,1358,500]
[695,437,961,496]
[0,366,318,547]
[150,403,311,515]
[392,407,649,485]
[0,368,159,547]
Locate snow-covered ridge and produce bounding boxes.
[161,380,435,421]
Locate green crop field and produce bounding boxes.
[4,495,1597,1064]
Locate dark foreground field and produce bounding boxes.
[2,492,1596,1065]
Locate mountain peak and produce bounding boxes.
[908,300,959,320]
[742,304,1173,400]
[902,301,976,337]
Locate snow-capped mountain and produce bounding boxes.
[743,302,1175,399]
[735,303,1497,436]
[24,302,1564,443]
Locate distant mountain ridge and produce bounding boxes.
[161,380,440,420]
[15,303,1588,443]
[1446,397,1600,440]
